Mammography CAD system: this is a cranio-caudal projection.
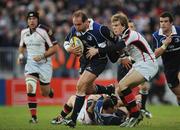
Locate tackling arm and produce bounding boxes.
[98,26,126,54]
[86,26,126,61]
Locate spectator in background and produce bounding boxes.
[152,12,180,105]
[0,0,179,79]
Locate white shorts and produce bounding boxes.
[25,61,52,83]
[77,100,92,125]
[132,59,158,81]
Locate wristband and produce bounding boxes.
[161,44,168,50]
[18,53,24,59]
[40,54,45,60]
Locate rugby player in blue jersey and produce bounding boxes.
[63,10,123,127]
[152,12,180,105]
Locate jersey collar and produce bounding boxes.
[158,25,177,36]
[87,18,94,31]
[80,18,94,35]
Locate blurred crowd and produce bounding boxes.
[0,0,179,78]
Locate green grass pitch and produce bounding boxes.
[0,105,180,130]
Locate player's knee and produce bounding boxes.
[26,77,37,94]
[116,82,126,92]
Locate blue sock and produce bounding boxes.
[71,95,85,123]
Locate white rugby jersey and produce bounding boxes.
[19,24,57,63]
[123,30,155,62]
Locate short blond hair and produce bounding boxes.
[111,13,129,29]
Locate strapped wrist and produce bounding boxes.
[40,54,45,60]
[161,44,168,50]
[18,53,24,59]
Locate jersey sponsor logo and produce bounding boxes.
[86,66,92,71]
[98,42,106,48]
[168,45,174,49]
[27,43,41,47]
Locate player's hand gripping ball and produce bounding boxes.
[70,36,84,55]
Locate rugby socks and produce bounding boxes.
[61,104,73,118]
[119,95,130,110]
[95,84,115,95]
[139,90,148,109]
[71,95,85,123]
[27,93,37,120]
[49,88,54,98]
[121,87,140,118]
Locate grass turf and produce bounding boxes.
[0,105,180,130]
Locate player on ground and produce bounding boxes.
[51,94,127,125]
[17,11,58,123]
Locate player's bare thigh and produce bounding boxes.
[117,68,146,93]
[76,70,97,95]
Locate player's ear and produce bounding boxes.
[85,19,89,25]
[122,26,126,30]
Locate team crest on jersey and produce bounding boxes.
[87,35,92,41]
[175,38,180,43]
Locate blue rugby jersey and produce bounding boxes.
[152,26,180,69]
[93,96,125,125]
[64,19,122,62]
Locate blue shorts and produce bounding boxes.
[79,56,108,77]
[164,65,180,88]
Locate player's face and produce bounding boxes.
[73,17,87,32]
[111,21,124,36]
[160,17,172,33]
[128,22,136,31]
[27,17,38,29]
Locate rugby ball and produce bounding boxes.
[70,36,84,53]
